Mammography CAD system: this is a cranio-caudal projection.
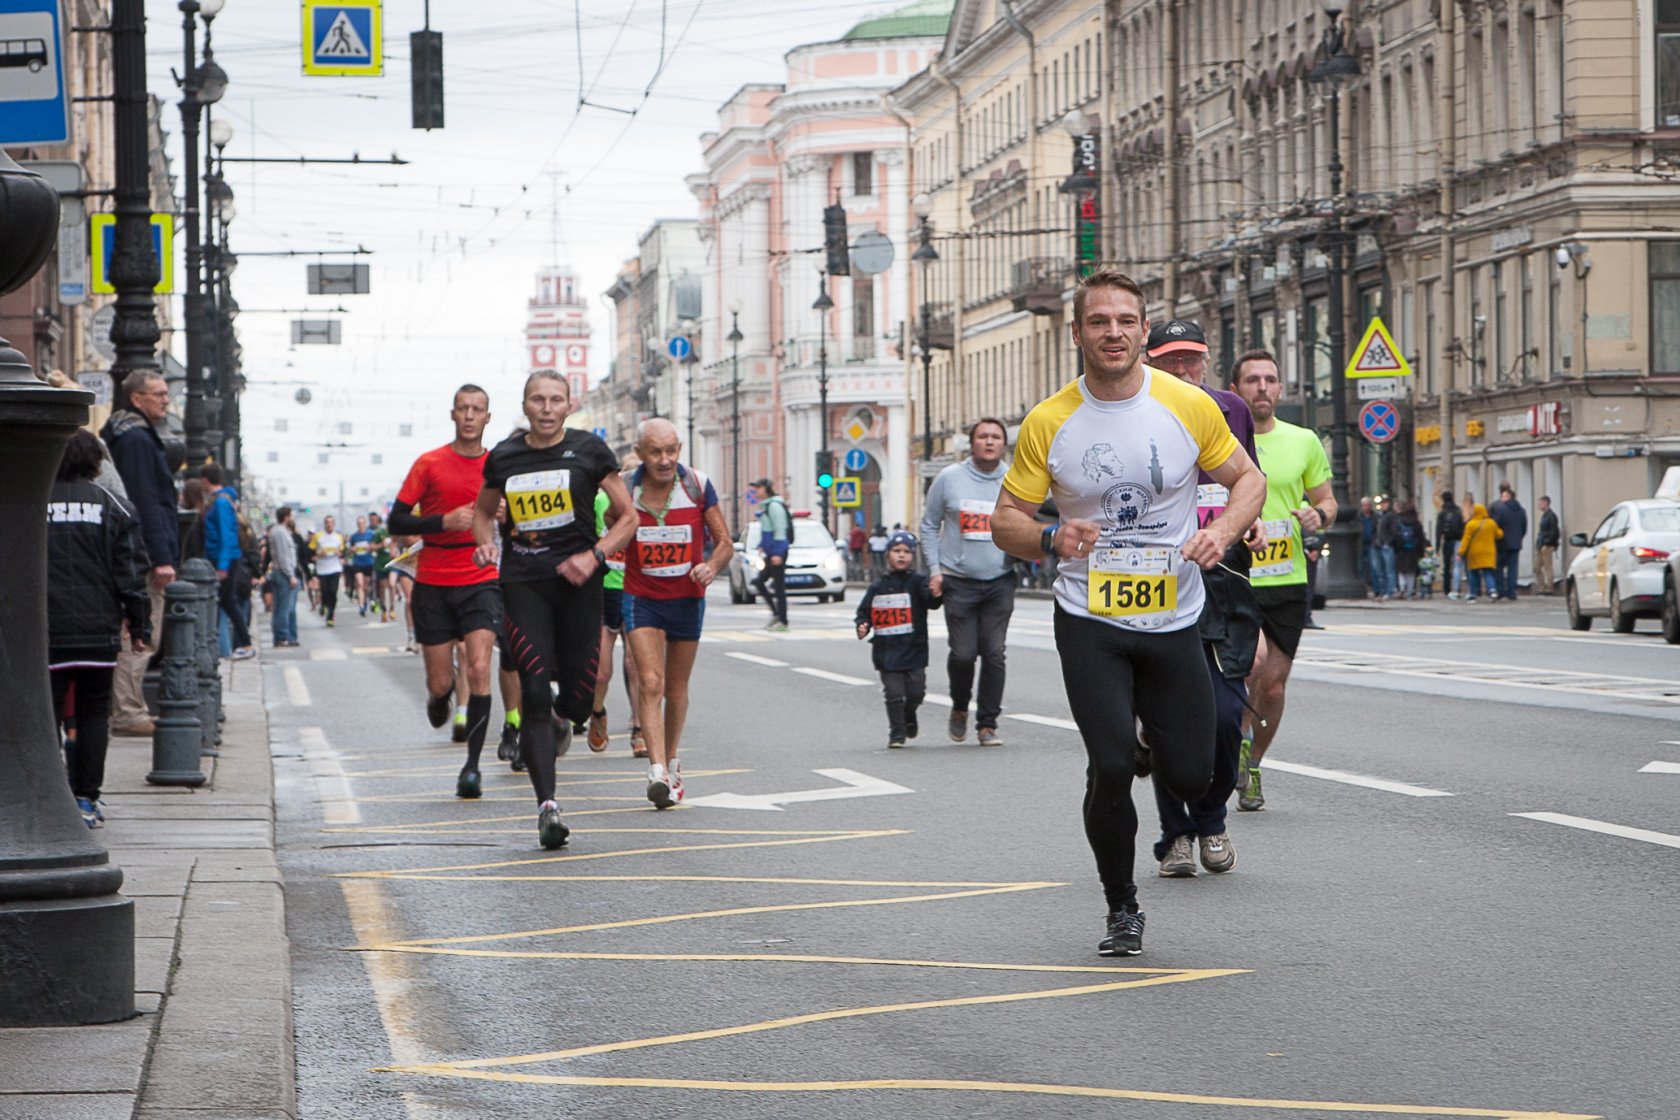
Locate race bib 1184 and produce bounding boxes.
[506,470,574,532]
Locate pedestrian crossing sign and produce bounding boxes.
[833,477,862,508]
[89,213,173,295]
[1344,316,1412,379]
[302,0,382,77]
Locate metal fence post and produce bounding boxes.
[180,558,220,756]
[147,583,206,786]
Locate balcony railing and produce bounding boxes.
[1009,257,1071,316]
[921,301,955,351]
[850,334,876,362]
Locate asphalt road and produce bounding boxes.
[267,588,1680,1120]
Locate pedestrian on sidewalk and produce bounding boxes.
[1371,496,1400,600]
[855,531,943,749]
[268,507,301,646]
[202,464,256,660]
[1458,503,1503,602]
[47,430,153,829]
[1489,482,1528,601]
[1535,496,1561,596]
[1434,490,1464,598]
[1394,500,1429,599]
[100,370,179,737]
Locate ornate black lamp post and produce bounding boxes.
[0,152,135,1027]
[726,299,744,540]
[812,274,834,534]
[108,0,163,403]
[911,193,939,479]
[179,0,228,469]
[1309,4,1364,600]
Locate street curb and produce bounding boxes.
[134,658,297,1120]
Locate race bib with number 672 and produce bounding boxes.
[1250,518,1296,579]
[505,470,574,532]
[1087,547,1177,620]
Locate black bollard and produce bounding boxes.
[180,558,220,757]
[0,151,133,1027]
[146,583,206,787]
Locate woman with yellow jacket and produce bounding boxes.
[1457,503,1503,603]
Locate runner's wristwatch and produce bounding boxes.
[1041,525,1058,555]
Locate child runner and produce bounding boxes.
[854,531,943,749]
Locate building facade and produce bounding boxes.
[524,265,591,404]
[686,1,951,537]
[891,0,1680,585]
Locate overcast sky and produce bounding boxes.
[142,0,909,513]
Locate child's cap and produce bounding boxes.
[887,531,918,552]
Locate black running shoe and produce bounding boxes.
[426,692,451,729]
[451,712,468,744]
[538,801,569,850]
[497,722,520,765]
[904,711,919,740]
[455,765,481,800]
[1097,909,1145,957]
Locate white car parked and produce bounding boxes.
[1564,498,1680,632]
[727,514,849,604]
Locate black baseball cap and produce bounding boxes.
[1145,319,1208,357]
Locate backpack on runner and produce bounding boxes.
[1397,519,1417,553]
[1439,503,1464,539]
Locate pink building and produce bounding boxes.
[688,0,953,536]
[524,265,590,404]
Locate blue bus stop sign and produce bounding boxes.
[0,0,70,146]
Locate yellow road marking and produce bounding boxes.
[372,949,1171,973]
[376,882,1059,947]
[337,829,908,875]
[371,1068,1602,1119]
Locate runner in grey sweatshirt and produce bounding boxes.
[919,418,1017,746]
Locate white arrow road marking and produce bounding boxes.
[686,768,914,811]
[1639,760,1680,774]
[299,726,360,825]
[1511,811,1680,850]
[1006,712,1080,731]
[1261,760,1454,798]
[791,667,874,687]
[725,651,789,668]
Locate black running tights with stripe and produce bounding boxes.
[501,576,603,805]
[1053,606,1214,911]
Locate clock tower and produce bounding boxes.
[525,265,591,403]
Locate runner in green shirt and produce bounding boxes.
[587,488,642,755]
[1231,350,1336,811]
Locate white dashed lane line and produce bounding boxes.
[725,652,790,668]
[283,666,312,707]
[790,667,875,687]
[1511,811,1680,850]
[1258,760,1454,798]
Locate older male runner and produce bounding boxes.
[387,384,502,800]
[1230,349,1336,811]
[990,270,1265,957]
[621,419,733,807]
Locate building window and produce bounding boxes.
[317,452,329,465]
[274,418,288,432]
[1423,280,1438,397]
[398,423,413,437]
[338,421,353,435]
[851,152,872,196]
[1492,261,1507,383]
[1469,267,1484,388]
[1520,257,1534,382]
[1549,263,1566,374]
[371,453,383,465]
[266,450,279,463]
[1650,242,1680,374]
[1660,0,1680,129]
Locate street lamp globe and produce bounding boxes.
[194,58,228,103]
[727,296,742,315]
[912,192,932,219]
[812,280,834,312]
[1309,47,1361,93]
[1061,109,1088,138]
[209,119,234,150]
[197,0,226,16]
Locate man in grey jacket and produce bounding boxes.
[920,418,1015,746]
[268,507,301,646]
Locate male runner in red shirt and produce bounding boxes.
[388,384,501,799]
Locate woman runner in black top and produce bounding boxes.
[474,371,637,849]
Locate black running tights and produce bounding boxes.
[501,577,603,804]
[1053,607,1214,911]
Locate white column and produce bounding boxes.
[885,399,909,529]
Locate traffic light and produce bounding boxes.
[411,30,444,130]
[815,450,835,490]
[822,203,850,276]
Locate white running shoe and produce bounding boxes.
[647,763,675,809]
[669,758,684,803]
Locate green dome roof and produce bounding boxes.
[842,0,954,40]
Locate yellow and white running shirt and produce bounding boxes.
[1002,369,1239,632]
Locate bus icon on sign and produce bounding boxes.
[0,38,49,73]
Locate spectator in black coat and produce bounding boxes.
[47,431,152,828]
[1394,501,1430,599]
[100,370,178,735]
[1435,491,1465,598]
[1489,482,1528,602]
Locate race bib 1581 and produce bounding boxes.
[1087,547,1177,620]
